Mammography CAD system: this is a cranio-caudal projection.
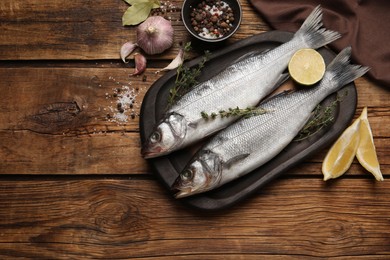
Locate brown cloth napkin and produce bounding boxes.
[249,0,390,87]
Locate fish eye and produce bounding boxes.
[150,131,161,143]
[181,169,194,181]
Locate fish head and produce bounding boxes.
[172,150,222,198]
[142,113,187,158]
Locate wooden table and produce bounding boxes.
[1,1,389,258]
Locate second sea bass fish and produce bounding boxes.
[142,5,341,159]
[172,47,369,198]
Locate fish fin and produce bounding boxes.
[188,122,198,129]
[231,49,270,65]
[325,47,369,88]
[261,89,295,104]
[224,153,250,169]
[295,5,341,49]
[259,73,291,103]
[273,72,290,90]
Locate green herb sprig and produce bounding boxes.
[168,43,210,106]
[201,106,267,120]
[294,96,343,142]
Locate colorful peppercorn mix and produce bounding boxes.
[189,0,235,39]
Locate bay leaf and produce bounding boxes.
[124,0,143,4]
[124,0,160,8]
[151,0,161,8]
[122,2,153,26]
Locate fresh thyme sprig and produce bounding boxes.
[168,43,211,107]
[201,106,267,120]
[294,95,344,142]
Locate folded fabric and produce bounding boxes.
[249,0,390,87]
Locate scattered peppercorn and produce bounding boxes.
[189,0,235,39]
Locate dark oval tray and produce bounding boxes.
[139,31,357,211]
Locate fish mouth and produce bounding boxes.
[141,146,163,159]
[171,178,193,199]
[172,188,193,199]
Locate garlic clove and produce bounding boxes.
[156,48,184,73]
[120,41,137,63]
[132,53,147,76]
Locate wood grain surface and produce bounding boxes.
[0,0,389,258]
[0,178,390,259]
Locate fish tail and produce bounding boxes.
[326,46,370,87]
[295,5,341,49]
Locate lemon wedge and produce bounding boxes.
[322,107,383,181]
[356,108,384,181]
[288,48,326,86]
[322,115,361,181]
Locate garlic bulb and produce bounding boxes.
[137,16,174,55]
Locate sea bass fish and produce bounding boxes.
[172,47,369,198]
[142,5,340,159]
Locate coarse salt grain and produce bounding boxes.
[105,80,139,124]
[112,112,129,122]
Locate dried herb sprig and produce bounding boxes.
[168,43,210,106]
[294,97,341,142]
[201,106,267,120]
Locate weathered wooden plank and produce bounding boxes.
[0,0,268,60]
[0,127,388,175]
[0,67,388,174]
[0,67,388,133]
[355,78,390,115]
[0,130,150,174]
[0,67,156,134]
[0,178,389,258]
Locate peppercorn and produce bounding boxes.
[221,22,229,28]
[189,0,235,39]
[195,14,202,22]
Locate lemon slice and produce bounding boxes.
[288,48,326,86]
[356,107,384,181]
[322,116,361,181]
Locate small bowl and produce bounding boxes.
[181,0,242,43]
